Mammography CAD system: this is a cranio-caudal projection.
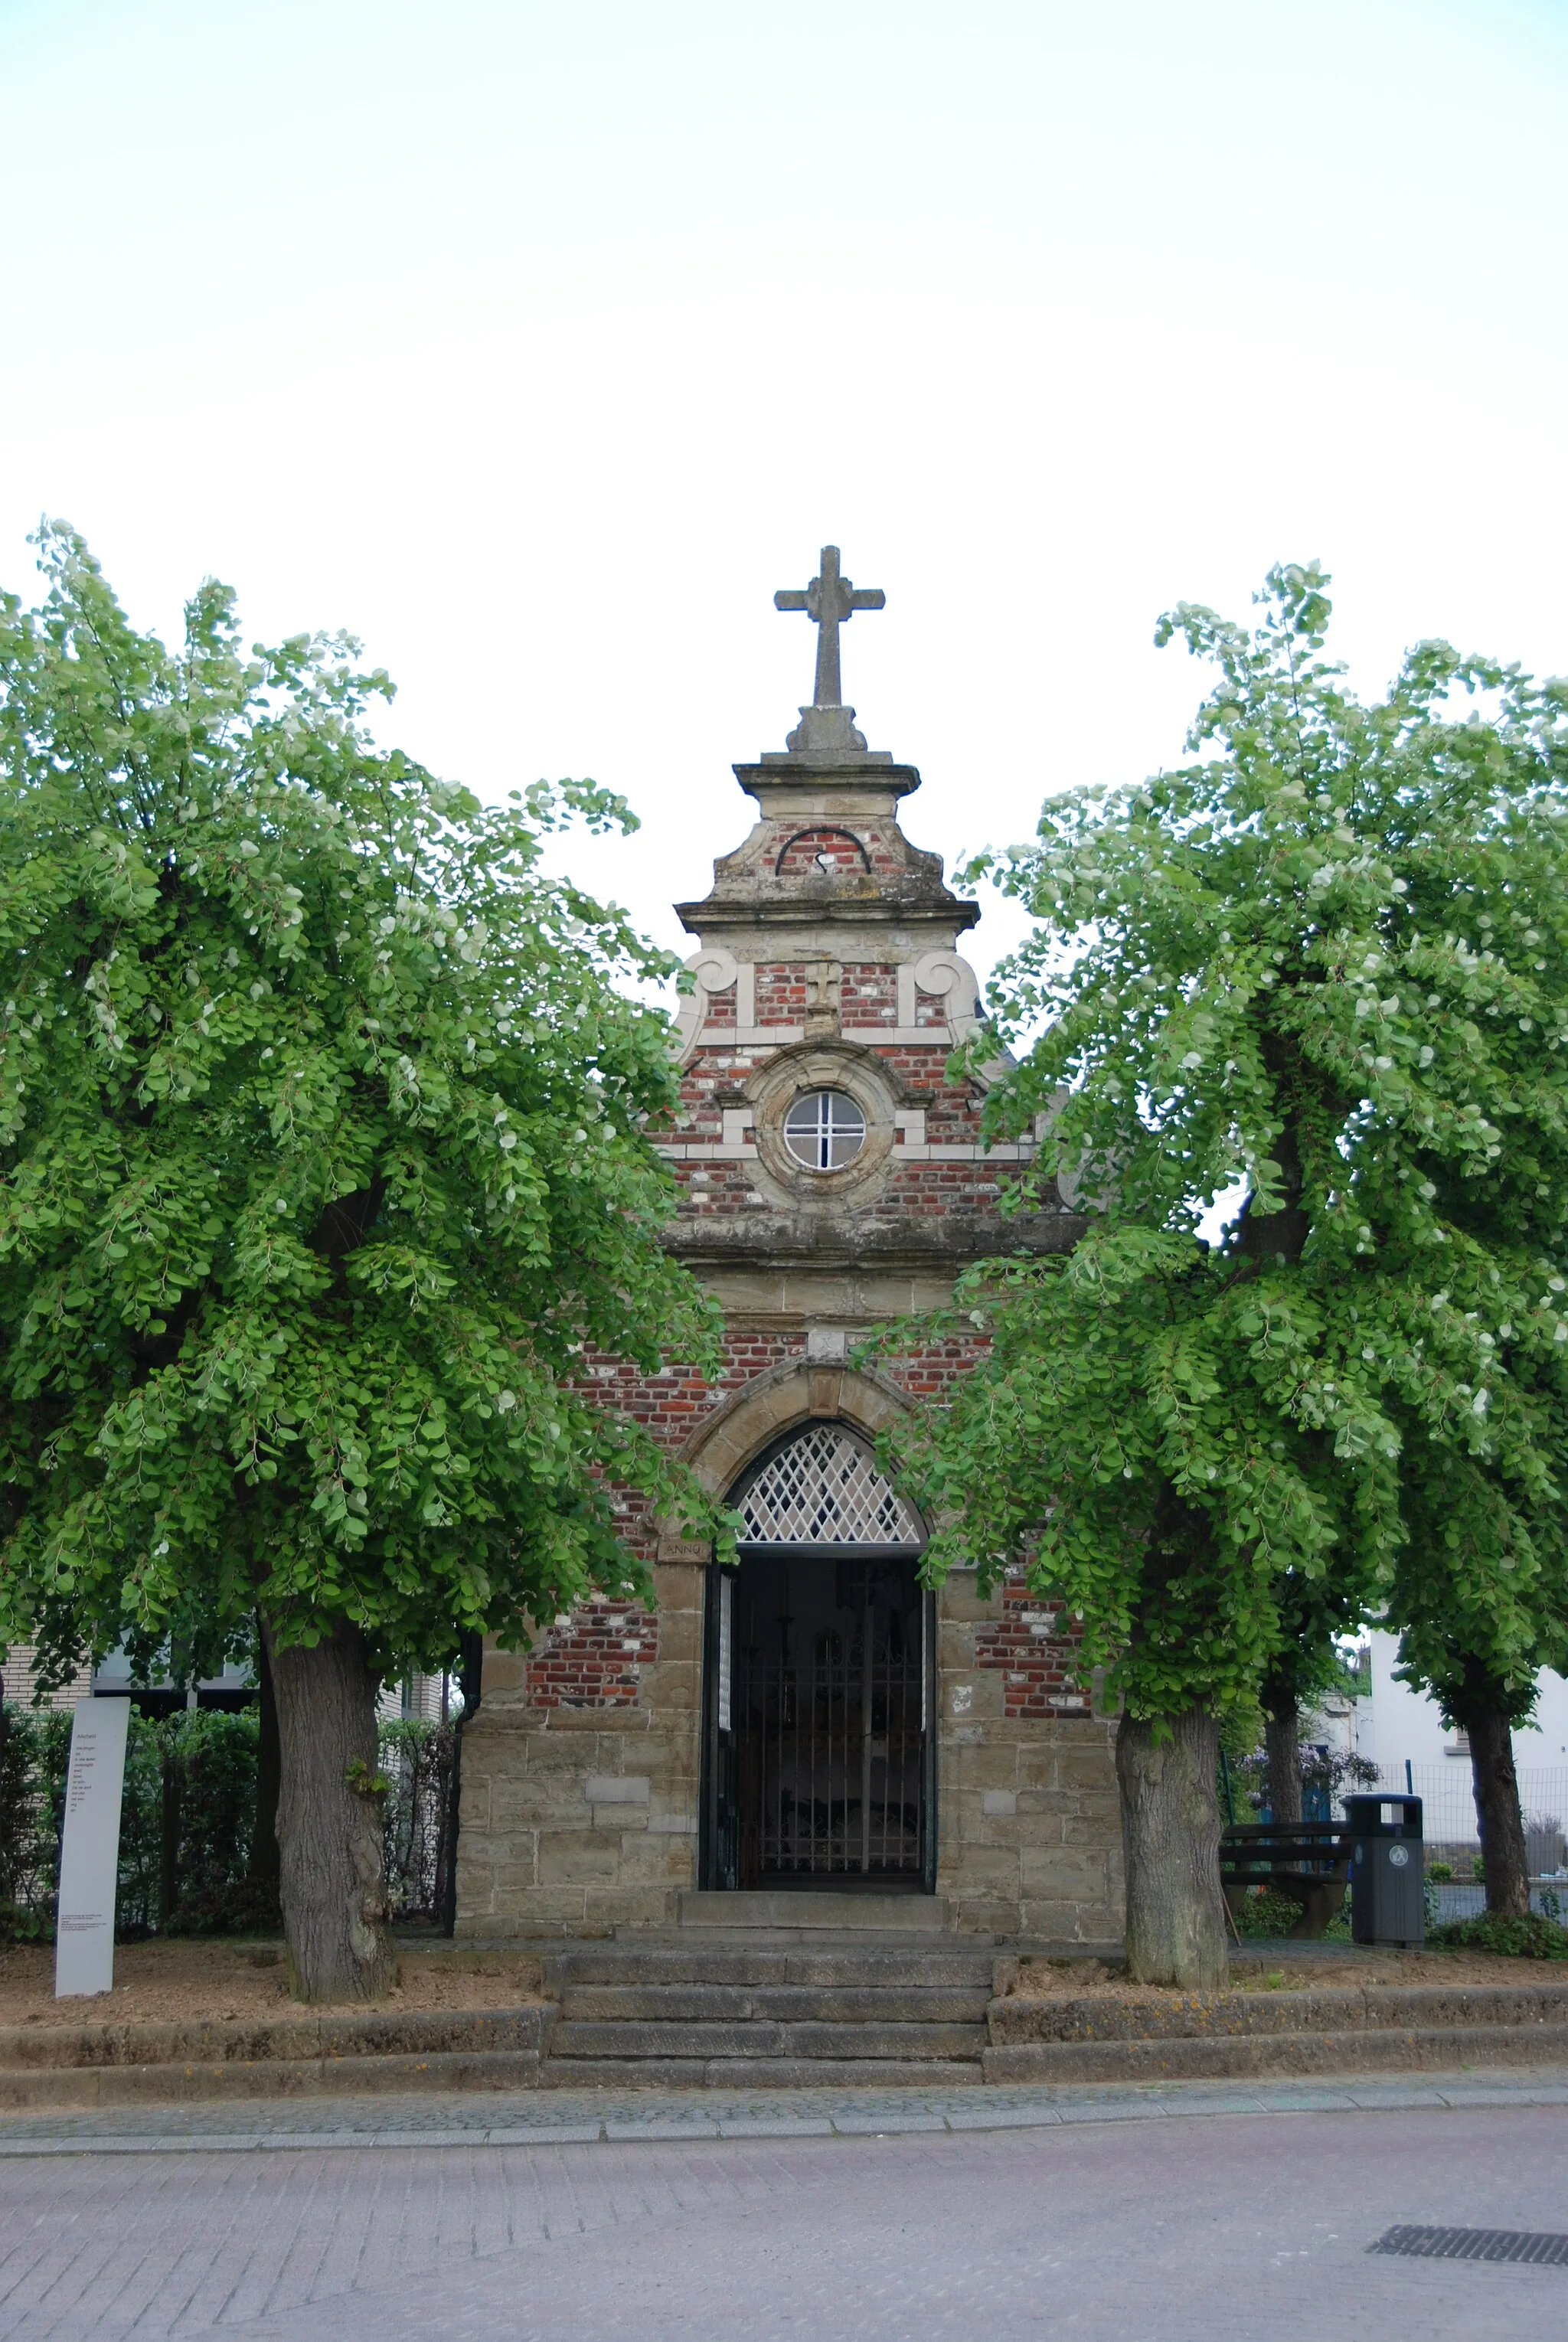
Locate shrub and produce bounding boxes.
[1428,1912,1568,1960]
[1426,1859,1454,1883]
[0,1699,447,1937]
[163,1880,281,1937]
[1231,1887,1308,1939]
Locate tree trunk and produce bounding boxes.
[261,1615,392,2001]
[249,1628,282,1898]
[1465,1703,1531,1919]
[1116,1707,1227,1988]
[1264,1703,1302,1828]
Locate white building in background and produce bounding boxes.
[1361,1633,1568,1773]
[1356,1633,1568,1854]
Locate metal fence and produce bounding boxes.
[1369,1763,1568,1873]
[379,1720,457,1926]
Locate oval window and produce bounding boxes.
[782,1089,867,1171]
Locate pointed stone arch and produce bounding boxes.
[658,1357,918,1556]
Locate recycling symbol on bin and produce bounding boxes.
[1387,1844,1410,1867]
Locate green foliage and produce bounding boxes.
[1230,1887,1310,1939]
[116,1710,165,1935]
[881,563,1568,1727]
[1428,1910,1568,1958]
[1228,1886,1352,1942]
[162,1880,281,1937]
[161,1707,262,1908]
[1426,1858,1455,1882]
[0,1707,70,1926]
[0,1697,444,1937]
[0,526,724,1690]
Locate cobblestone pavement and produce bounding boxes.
[2,2079,1565,2340]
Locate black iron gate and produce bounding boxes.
[701,1421,935,1892]
[703,1547,933,1886]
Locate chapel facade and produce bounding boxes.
[456,549,1123,1944]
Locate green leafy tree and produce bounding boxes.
[882,564,1568,1984]
[0,526,723,1999]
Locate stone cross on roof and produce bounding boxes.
[774,545,884,711]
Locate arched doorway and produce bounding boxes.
[700,1421,936,1892]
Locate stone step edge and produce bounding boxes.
[987,1980,1568,2045]
[537,2058,988,2090]
[547,1961,998,1992]
[12,1978,1568,2077]
[5,2023,1567,2113]
[983,2023,1568,2086]
[0,2050,549,2113]
[0,2007,553,2075]
[548,2024,989,2059]
[555,1992,994,2020]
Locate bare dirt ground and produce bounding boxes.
[0,1941,546,2028]
[1001,1949,1567,2000]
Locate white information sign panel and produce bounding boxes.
[54,1696,131,1998]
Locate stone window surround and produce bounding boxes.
[743,1041,904,1208]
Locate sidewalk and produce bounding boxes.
[3,2063,1566,2155]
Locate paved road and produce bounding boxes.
[2,2086,1565,2340]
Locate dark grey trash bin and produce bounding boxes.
[1344,1795,1424,1947]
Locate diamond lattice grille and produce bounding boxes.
[737,1426,921,1544]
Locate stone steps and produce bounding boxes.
[539,2057,988,2090]
[549,2019,988,2062]
[560,1984,991,2024]
[537,1938,994,2085]
[6,1963,1568,2109]
[678,1891,951,1932]
[544,1944,996,1991]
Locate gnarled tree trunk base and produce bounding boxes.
[262,1615,392,2002]
[1116,1707,1227,1989]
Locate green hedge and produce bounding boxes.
[0,1704,452,1941]
[0,1706,264,1942]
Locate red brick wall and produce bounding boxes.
[774,827,871,876]
[533,1325,1002,1708]
[525,1601,660,1709]
[974,1580,1090,1717]
[841,962,898,1028]
[754,963,808,1022]
[540,955,1023,1709]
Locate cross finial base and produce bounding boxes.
[785,703,870,756]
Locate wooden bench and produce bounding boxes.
[1220,1820,1353,1939]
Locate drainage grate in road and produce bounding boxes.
[1371,2226,1568,2267]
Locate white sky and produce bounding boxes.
[2,0,1566,994]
